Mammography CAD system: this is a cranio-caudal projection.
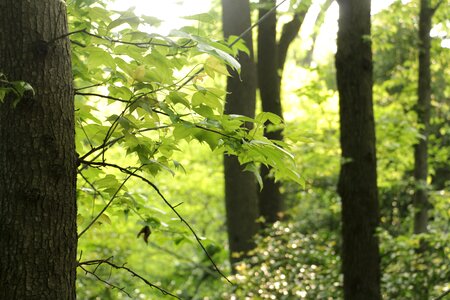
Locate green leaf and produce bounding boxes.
[204,56,230,78]
[97,213,112,225]
[193,130,220,150]
[192,91,223,112]
[85,46,116,69]
[141,15,163,27]
[96,174,121,195]
[227,35,250,56]
[244,163,264,190]
[167,91,190,108]
[107,9,140,31]
[255,112,283,125]
[173,123,195,140]
[182,13,216,24]
[0,88,7,102]
[196,43,241,72]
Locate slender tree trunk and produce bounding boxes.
[222,0,259,268]
[335,0,381,299]
[257,0,284,223]
[257,2,308,224]
[277,11,307,75]
[413,0,433,235]
[0,1,77,298]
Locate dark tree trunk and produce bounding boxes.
[413,0,433,235]
[335,0,381,299]
[257,0,283,224]
[277,11,307,74]
[0,1,77,298]
[257,1,308,224]
[222,0,259,268]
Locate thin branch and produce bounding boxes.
[76,111,238,164]
[434,289,450,300]
[78,257,180,299]
[75,64,204,164]
[78,169,137,238]
[79,121,94,149]
[70,39,86,47]
[51,28,195,49]
[76,91,129,103]
[194,124,241,141]
[148,241,217,277]
[78,124,170,164]
[79,264,131,297]
[431,0,444,14]
[79,160,232,284]
[78,169,104,201]
[74,83,104,91]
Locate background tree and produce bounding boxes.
[257,0,309,223]
[258,0,284,223]
[222,0,259,268]
[0,0,77,298]
[413,0,442,235]
[335,0,381,299]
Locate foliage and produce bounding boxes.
[217,217,449,300]
[0,73,35,106]
[13,0,446,298]
[222,222,341,300]
[379,228,450,299]
[217,2,450,298]
[64,0,305,298]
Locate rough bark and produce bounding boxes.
[257,0,284,224]
[0,1,77,298]
[335,0,381,299]
[222,0,259,268]
[413,0,433,235]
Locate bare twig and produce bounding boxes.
[79,160,232,284]
[431,0,445,14]
[148,241,217,277]
[434,289,450,300]
[79,264,131,297]
[78,124,171,164]
[51,28,195,49]
[77,170,104,201]
[74,83,104,91]
[78,121,94,149]
[78,257,180,299]
[76,91,129,103]
[78,169,137,238]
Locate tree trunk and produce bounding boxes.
[335,0,381,299]
[413,0,433,235]
[257,2,308,224]
[277,11,307,74]
[222,0,259,268]
[257,0,284,224]
[0,1,77,298]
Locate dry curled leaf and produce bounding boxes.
[137,225,151,244]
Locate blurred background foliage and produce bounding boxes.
[68,0,449,299]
